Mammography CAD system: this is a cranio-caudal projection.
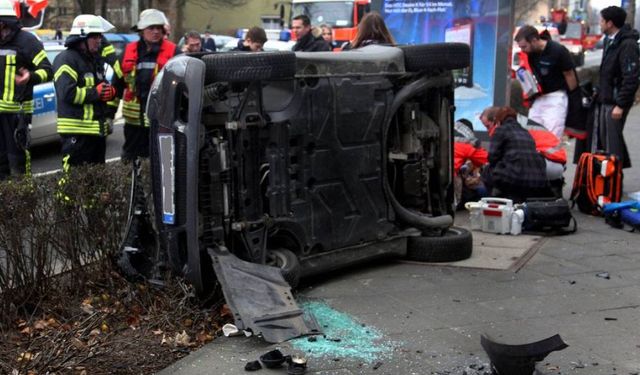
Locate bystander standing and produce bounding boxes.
[291,15,331,52]
[575,5,639,173]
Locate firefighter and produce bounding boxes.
[0,0,52,179]
[121,9,179,161]
[53,14,117,167]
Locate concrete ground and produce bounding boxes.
[158,106,640,375]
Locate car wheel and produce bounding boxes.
[400,43,470,72]
[266,248,301,288]
[202,51,296,83]
[406,226,473,262]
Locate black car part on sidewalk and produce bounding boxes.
[119,43,472,342]
[481,333,569,375]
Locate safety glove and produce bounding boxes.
[96,82,116,102]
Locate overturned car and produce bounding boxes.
[120,43,472,341]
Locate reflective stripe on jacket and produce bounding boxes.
[0,31,53,113]
[121,39,177,126]
[53,48,106,136]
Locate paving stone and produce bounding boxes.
[478,288,640,320]
[569,254,640,272]
[525,253,597,276]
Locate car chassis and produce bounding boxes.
[119,44,472,342]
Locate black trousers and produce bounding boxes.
[61,134,106,167]
[0,113,26,180]
[574,103,631,169]
[122,124,150,161]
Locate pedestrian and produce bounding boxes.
[0,0,52,179]
[203,29,217,51]
[480,106,550,202]
[319,24,336,49]
[342,12,396,50]
[182,30,212,53]
[121,9,179,161]
[291,14,331,52]
[53,14,116,167]
[514,25,577,139]
[232,26,267,52]
[575,6,639,171]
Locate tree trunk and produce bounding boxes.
[100,0,107,18]
[76,0,96,14]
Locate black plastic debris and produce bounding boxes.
[208,246,320,343]
[260,349,287,369]
[480,334,568,375]
[287,355,308,375]
[245,360,262,371]
[373,361,384,370]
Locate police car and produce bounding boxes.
[30,34,138,146]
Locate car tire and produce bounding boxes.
[266,248,301,288]
[202,51,296,83]
[406,226,473,262]
[400,43,470,72]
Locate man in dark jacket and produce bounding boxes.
[576,6,639,170]
[291,15,331,52]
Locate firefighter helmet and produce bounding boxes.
[134,9,168,31]
[69,14,111,36]
[0,0,17,18]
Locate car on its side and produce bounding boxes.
[220,37,295,52]
[177,34,236,51]
[122,43,473,296]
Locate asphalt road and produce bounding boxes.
[30,121,125,174]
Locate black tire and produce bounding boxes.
[266,248,301,288]
[406,226,473,262]
[202,51,296,83]
[400,43,470,72]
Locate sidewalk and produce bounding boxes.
[159,107,640,375]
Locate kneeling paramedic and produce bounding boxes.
[54,14,116,167]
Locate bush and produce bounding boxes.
[0,163,130,324]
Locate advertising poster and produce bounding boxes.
[375,0,510,130]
